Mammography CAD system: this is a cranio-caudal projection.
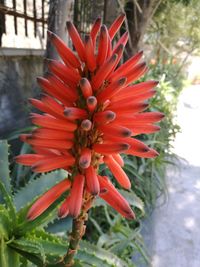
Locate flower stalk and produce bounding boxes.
[15,13,164,266]
[63,191,94,267]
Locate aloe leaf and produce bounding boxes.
[10,233,67,267]
[46,217,72,234]
[0,210,10,239]
[26,230,68,265]
[9,238,46,265]
[76,249,113,267]
[0,237,7,267]
[12,143,32,187]
[0,181,16,225]
[0,140,11,197]
[14,169,68,211]
[119,189,144,213]
[0,238,20,267]
[78,240,128,267]
[10,247,43,267]
[16,191,68,235]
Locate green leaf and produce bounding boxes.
[76,249,113,267]
[0,181,16,225]
[78,240,128,267]
[12,143,32,187]
[10,238,46,265]
[10,232,67,267]
[14,169,68,211]
[46,217,72,234]
[0,237,7,267]
[0,209,10,239]
[0,238,20,267]
[15,197,62,235]
[0,140,11,197]
[119,189,144,213]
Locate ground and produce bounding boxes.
[143,85,200,267]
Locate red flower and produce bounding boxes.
[15,14,164,221]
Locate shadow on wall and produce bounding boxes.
[0,48,44,138]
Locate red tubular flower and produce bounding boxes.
[27,179,71,221]
[98,175,135,219]
[79,148,92,169]
[68,174,85,218]
[16,15,164,221]
[86,96,97,112]
[58,197,70,219]
[79,78,93,98]
[103,155,131,189]
[90,18,101,46]
[97,25,109,66]
[85,166,100,196]
[113,32,128,53]
[112,154,124,167]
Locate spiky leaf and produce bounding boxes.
[9,239,46,265]
[0,238,20,267]
[119,189,144,213]
[0,181,16,225]
[0,209,10,239]
[14,169,68,211]
[0,140,11,199]
[78,240,128,267]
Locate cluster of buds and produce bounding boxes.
[15,14,164,221]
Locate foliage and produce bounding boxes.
[148,0,200,61]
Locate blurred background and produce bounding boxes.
[0,1,200,266]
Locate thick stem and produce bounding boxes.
[62,191,94,267]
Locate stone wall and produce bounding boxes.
[0,48,44,138]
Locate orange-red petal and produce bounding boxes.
[85,166,100,195]
[27,178,71,220]
[79,148,92,169]
[32,155,75,173]
[104,155,131,189]
[69,174,85,217]
[85,35,96,72]
[66,21,86,61]
[48,30,81,68]
[108,13,125,40]
[93,143,130,155]
[98,175,135,219]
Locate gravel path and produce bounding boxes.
[145,85,200,267]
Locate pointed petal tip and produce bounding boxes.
[96,17,101,22]
[160,113,165,119]
[118,77,127,85]
[119,12,126,18]
[101,24,107,32]
[26,213,35,221]
[80,77,87,85]
[58,208,69,219]
[111,53,118,61]
[116,43,125,51]
[138,50,143,55]
[154,80,159,86]
[84,34,90,42]
[47,30,53,39]
[121,143,130,151]
[126,211,136,220]
[66,21,72,29]
[36,76,44,83]
[28,98,34,104]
